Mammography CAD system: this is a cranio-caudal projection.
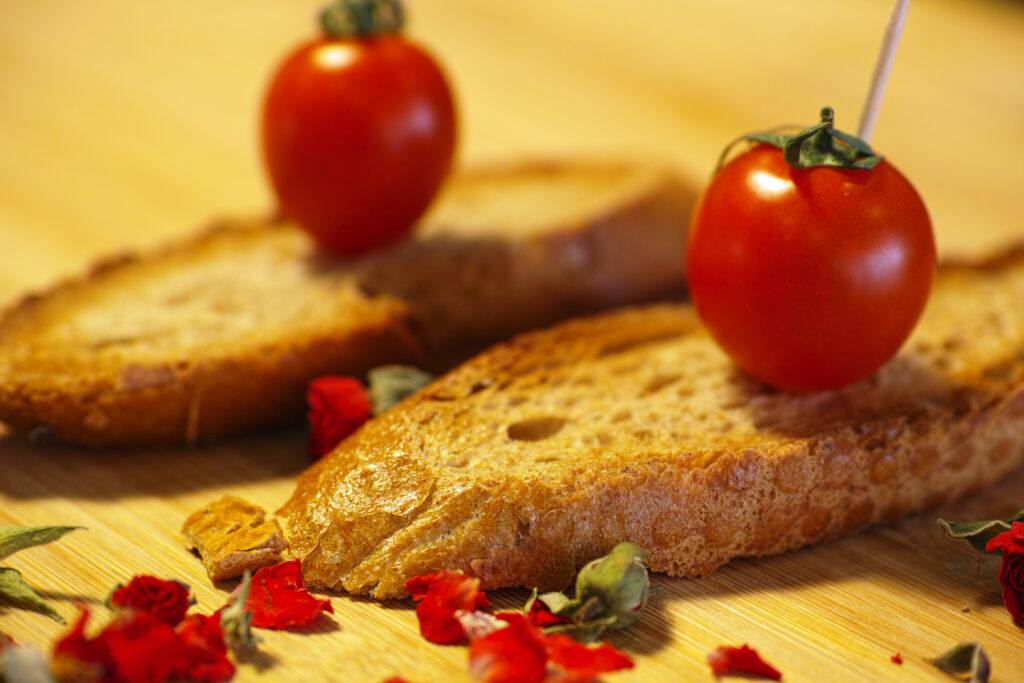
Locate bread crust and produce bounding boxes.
[0,160,695,446]
[278,248,1024,598]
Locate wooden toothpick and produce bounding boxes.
[857,0,910,144]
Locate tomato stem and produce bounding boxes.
[783,107,836,167]
[320,0,404,38]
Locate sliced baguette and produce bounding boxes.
[277,247,1024,599]
[0,160,696,446]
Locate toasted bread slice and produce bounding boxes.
[0,160,696,446]
[278,247,1024,599]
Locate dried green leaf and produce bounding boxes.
[939,508,1024,552]
[0,526,82,561]
[926,642,990,682]
[0,568,63,623]
[367,365,434,416]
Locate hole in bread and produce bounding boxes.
[982,360,1015,382]
[507,416,567,441]
[515,519,532,546]
[611,361,643,376]
[597,331,684,358]
[642,373,682,395]
[713,419,734,434]
[468,379,494,395]
[610,409,632,423]
[942,336,963,351]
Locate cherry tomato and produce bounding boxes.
[262,34,456,255]
[685,143,936,392]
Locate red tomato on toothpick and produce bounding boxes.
[262,0,457,256]
[686,107,936,392]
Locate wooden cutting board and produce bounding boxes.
[2,0,1023,680]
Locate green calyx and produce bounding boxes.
[533,542,653,643]
[320,0,404,38]
[717,106,882,172]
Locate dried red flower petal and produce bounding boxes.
[707,644,782,681]
[110,576,193,626]
[53,605,236,683]
[891,652,903,665]
[544,633,634,682]
[404,570,471,600]
[244,559,333,629]
[986,521,1024,625]
[52,608,111,680]
[176,613,235,682]
[526,599,571,628]
[468,613,548,683]
[92,609,185,683]
[406,571,491,644]
[307,376,372,458]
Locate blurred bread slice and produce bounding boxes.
[278,247,1024,598]
[0,159,697,446]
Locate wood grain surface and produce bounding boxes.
[1,1,1023,681]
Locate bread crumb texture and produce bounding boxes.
[278,249,1024,598]
[182,495,288,582]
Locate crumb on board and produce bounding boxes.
[182,494,288,582]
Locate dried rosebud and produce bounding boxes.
[109,576,194,626]
[985,521,1024,625]
[572,542,651,630]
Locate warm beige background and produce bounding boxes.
[1,1,1023,681]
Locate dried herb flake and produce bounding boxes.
[926,642,990,683]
